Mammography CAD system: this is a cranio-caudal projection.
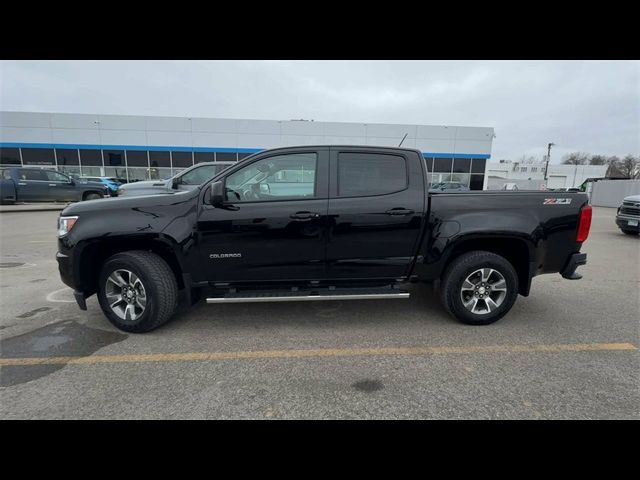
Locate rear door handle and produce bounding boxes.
[290,211,320,220]
[49,184,57,187]
[385,208,414,216]
[18,182,27,186]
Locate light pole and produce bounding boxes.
[544,142,555,181]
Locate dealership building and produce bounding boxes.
[0,111,494,189]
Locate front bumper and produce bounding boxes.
[561,252,587,280]
[57,249,87,310]
[616,214,640,232]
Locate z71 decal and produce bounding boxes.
[543,198,572,205]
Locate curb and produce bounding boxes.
[0,204,68,213]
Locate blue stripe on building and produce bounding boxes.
[0,142,490,159]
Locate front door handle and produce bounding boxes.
[290,211,320,220]
[18,182,27,186]
[385,208,414,216]
[49,184,57,187]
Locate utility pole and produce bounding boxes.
[544,142,555,181]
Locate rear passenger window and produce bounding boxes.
[337,152,407,197]
[18,169,48,181]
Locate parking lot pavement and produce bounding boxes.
[0,207,638,419]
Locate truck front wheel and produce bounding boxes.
[440,251,519,325]
[97,251,178,333]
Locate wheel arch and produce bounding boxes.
[75,234,185,296]
[442,235,533,296]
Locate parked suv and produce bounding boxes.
[616,195,640,235]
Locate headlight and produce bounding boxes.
[58,216,78,237]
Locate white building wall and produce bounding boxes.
[486,161,607,189]
[0,111,494,156]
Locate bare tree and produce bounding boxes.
[562,152,590,165]
[589,155,607,165]
[618,155,640,179]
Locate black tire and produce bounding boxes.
[97,251,178,333]
[84,192,102,201]
[440,251,519,325]
[621,229,639,236]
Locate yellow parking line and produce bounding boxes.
[0,342,636,366]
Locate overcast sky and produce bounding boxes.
[1,60,638,162]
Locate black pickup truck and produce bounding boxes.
[56,146,592,332]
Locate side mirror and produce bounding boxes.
[69,179,75,185]
[206,181,224,206]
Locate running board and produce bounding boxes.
[206,289,409,304]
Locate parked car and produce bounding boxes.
[615,194,640,235]
[502,183,519,191]
[117,162,235,197]
[78,176,121,196]
[1,167,109,204]
[429,181,470,192]
[57,145,592,333]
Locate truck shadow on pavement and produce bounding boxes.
[0,320,127,387]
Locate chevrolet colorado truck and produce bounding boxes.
[1,167,108,204]
[56,146,592,333]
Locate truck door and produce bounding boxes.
[15,168,52,201]
[326,147,426,280]
[194,148,329,283]
[44,170,77,201]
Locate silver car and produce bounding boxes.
[117,162,235,197]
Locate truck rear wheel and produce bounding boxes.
[440,251,519,325]
[84,192,102,201]
[97,251,178,333]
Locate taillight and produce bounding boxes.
[576,204,592,242]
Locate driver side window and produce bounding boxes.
[225,153,317,202]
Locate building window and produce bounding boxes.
[237,153,252,161]
[104,150,125,167]
[0,147,21,165]
[423,157,434,172]
[531,167,538,172]
[471,158,486,174]
[171,151,193,168]
[127,168,149,182]
[126,150,147,167]
[216,152,238,162]
[452,158,471,173]
[520,167,528,172]
[56,149,79,166]
[194,152,216,164]
[470,174,484,191]
[433,157,453,173]
[149,151,170,168]
[104,167,128,182]
[451,173,470,187]
[79,149,103,167]
[21,148,55,166]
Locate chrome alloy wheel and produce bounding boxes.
[105,269,147,321]
[460,268,508,315]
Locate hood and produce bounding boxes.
[623,195,640,203]
[120,179,169,190]
[61,187,198,216]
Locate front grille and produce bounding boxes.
[620,206,640,216]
